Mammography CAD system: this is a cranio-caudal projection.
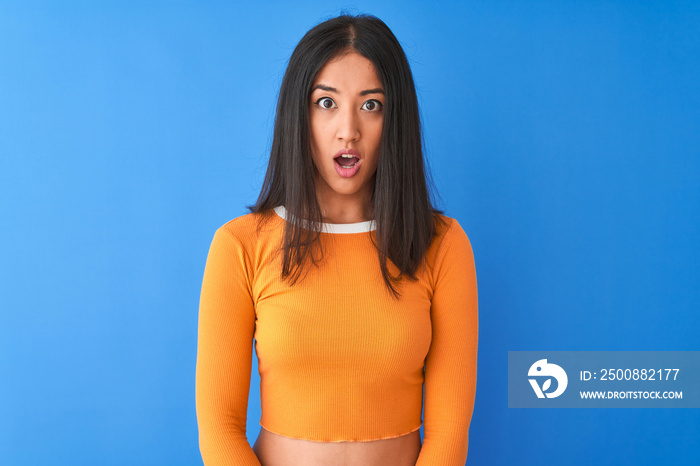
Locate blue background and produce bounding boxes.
[1,1,698,465]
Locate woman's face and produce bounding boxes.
[308,51,384,212]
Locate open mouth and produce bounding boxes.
[334,155,360,168]
[333,156,362,178]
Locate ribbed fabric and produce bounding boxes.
[196,206,479,466]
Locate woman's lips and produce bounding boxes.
[334,157,362,178]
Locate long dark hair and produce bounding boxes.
[246,12,446,299]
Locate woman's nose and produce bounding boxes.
[336,107,360,143]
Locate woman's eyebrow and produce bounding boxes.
[311,84,385,96]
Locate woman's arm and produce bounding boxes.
[196,226,262,466]
[416,219,479,466]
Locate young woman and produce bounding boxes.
[196,13,478,466]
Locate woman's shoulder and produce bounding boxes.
[431,212,460,238]
[216,208,281,241]
[430,212,474,256]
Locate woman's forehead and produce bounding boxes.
[311,52,382,92]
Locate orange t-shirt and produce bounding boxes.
[196,206,478,465]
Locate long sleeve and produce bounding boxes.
[195,226,262,466]
[416,219,479,466]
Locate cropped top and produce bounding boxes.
[195,206,479,465]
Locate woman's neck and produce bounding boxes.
[316,194,374,224]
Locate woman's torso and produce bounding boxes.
[238,210,442,465]
[253,427,422,466]
[248,212,435,444]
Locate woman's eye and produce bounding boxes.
[362,100,383,112]
[314,97,383,111]
[315,97,336,109]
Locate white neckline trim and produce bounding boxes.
[273,205,376,234]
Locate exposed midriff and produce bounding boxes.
[252,427,422,466]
